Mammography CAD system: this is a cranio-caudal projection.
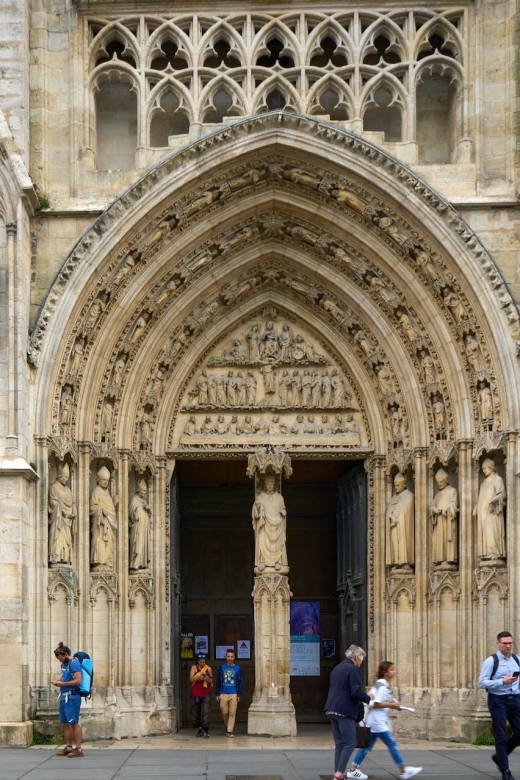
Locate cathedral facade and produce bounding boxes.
[0,0,519,746]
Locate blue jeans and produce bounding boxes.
[352,729,405,769]
[488,693,520,772]
[328,714,356,774]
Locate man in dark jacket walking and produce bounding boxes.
[325,645,373,780]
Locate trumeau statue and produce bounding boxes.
[429,468,459,569]
[474,458,506,565]
[48,463,76,566]
[252,473,288,573]
[129,480,152,572]
[90,466,118,571]
[386,472,415,571]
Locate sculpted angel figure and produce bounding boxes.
[252,473,288,572]
[48,463,76,566]
[90,466,118,571]
[129,480,152,572]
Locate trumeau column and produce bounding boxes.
[246,447,296,737]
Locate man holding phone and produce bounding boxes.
[479,632,520,780]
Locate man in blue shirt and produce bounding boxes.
[216,649,244,737]
[479,631,520,780]
[52,642,84,757]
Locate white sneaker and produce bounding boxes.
[400,768,423,780]
[347,770,368,780]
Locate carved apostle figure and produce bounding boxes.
[478,382,494,421]
[252,473,288,572]
[129,480,152,572]
[90,466,118,571]
[429,468,459,568]
[386,473,414,570]
[473,458,506,563]
[48,463,76,566]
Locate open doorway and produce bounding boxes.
[171,458,367,729]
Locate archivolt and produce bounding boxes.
[31,114,520,458]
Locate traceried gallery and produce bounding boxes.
[0,0,519,746]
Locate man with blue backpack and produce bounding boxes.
[53,642,85,757]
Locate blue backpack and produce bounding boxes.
[73,651,94,698]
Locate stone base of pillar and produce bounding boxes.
[0,721,33,747]
[247,701,297,736]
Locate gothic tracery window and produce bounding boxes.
[87,9,466,167]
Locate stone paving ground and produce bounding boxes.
[0,725,514,780]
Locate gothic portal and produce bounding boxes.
[1,0,520,748]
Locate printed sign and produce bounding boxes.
[290,601,320,676]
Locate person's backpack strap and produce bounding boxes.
[491,652,520,679]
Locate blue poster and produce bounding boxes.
[290,601,320,676]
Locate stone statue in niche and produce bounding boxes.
[398,312,420,342]
[432,395,446,433]
[386,472,414,571]
[112,356,127,388]
[48,462,76,566]
[474,458,506,565]
[442,287,467,323]
[101,399,114,439]
[130,316,147,344]
[129,480,152,572]
[478,381,494,421]
[252,473,288,573]
[90,465,118,571]
[83,294,107,334]
[368,274,397,305]
[59,385,73,425]
[111,253,136,287]
[139,411,151,447]
[429,468,459,570]
[69,338,85,375]
[420,351,436,384]
[413,251,441,284]
[464,333,481,372]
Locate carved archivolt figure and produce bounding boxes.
[432,396,446,431]
[129,480,152,572]
[252,473,288,572]
[83,295,107,333]
[420,351,436,384]
[131,316,147,344]
[59,385,73,425]
[90,466,117,571]
[386,473,415,569]
[464,333,481,372]
[69,338,85,375]
[398,312,420,342]
[101,400,114,439]
[478,382,494,421]
[429,469,459,568]
[112,357,127,387]
[48,463,76,566]
[442,287,466,323]
[474,458,506,563]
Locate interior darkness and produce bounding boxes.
[176,458,361,725]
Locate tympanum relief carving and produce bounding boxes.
[174,313,366,451]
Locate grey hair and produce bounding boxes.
[345,644,366,660]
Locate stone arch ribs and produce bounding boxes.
[31,114,520,452]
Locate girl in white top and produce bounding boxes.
[346,661,422,780]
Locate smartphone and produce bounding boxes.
[512,671,519,678]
